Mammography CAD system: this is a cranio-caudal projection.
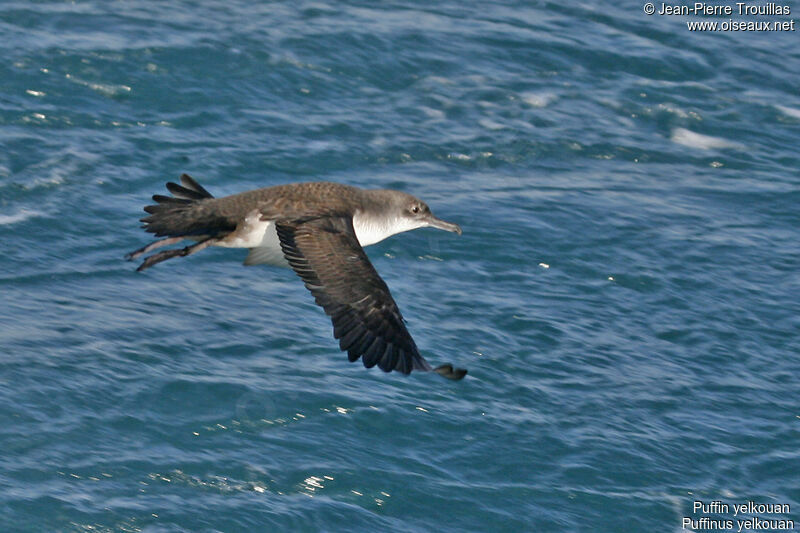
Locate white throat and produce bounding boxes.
[353,211,419,247]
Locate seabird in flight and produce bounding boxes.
[127,174,467,380]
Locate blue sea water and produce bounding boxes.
[1,1,799,531]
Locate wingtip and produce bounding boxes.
[433,364,468,380]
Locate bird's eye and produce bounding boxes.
[411,205,420,214]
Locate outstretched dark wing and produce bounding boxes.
[275,217,466,379]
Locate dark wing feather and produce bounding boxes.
[275,217,437,375]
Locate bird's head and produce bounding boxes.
[355,189,462,246]
[393,191,462,235]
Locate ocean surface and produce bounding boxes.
[1,1,798,531]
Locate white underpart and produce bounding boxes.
[210,209,423,267]
[243,223,286,266]
[207,209,282,267]
[214,209,271,248]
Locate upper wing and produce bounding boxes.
[275,216,466,379]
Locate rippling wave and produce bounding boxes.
[1,1,798,531]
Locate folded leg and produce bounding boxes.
[136,237,219,272]
[125,236,186,261]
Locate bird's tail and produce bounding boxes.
[126,174,232,271]
[139,173,216,237]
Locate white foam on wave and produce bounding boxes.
[30,170,66,188]
[419,106,445,120]
[776,105,800,120]
[65,73,131,97]
[478,118,507,130]
[656,103,692,119]
[521,91,556,108]
[0,209,43,225]
[670,128,742,150]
